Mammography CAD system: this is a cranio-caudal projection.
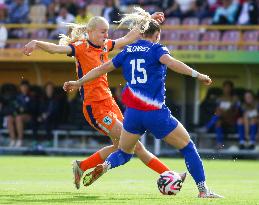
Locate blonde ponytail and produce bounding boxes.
[115,7,152,33]
[59,23,88,46]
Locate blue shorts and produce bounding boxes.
[123,107,178,139]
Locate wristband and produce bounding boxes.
[192,70,198,78]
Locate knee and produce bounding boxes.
[7,116,14,124]
[216,120,222,127]
[251,118,258,125]
[133,142,146,154]
[237,118,244,125]
[110,144,119,152]
[15,115,23,123]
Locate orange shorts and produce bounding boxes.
[83,97,124,135]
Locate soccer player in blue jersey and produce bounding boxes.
[63,12,223,198]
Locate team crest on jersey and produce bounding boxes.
[103,116,112,125]
[103,44,108,52]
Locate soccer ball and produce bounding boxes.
[157,171,183,195]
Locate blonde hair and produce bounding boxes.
[59,16,109,46]
[59,7,154,45]
[115,7,153,34]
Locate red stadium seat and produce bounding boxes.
[182,17,199,25]
[90,0,105,4]
[242,31,259,51]
[30,29,49,39]
[181,30,200,50]
[7,42,27,49]
[161,30,181,50]
[220,30,241,51]
[200,18,213,25]
[164,17,181,25]
[201,31,221,50]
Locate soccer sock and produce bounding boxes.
[105,149,133,170]
[79,151,104,171]
[180,141,207,192]
[249,124,257,144]
[146,157,170,174]
[215,126,224,144]
[237,124,245,144]
[205,115,219,130]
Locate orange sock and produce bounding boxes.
[79,151,104,171]
[146,157,170,174]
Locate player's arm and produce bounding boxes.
[114,12,165,49]
[23,40,72,56]
[159,54,212,85]
[63,61,116,92]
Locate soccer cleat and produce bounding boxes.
[198,189,224,198]
[179,172,187,183]
[83,164,107,187]
[72,160,84,189]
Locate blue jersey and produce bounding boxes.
[112,40,170,111]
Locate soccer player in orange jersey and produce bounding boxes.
[23,8,171,189]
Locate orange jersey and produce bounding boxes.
[68,39,115,104]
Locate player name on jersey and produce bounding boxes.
[126,46,150,53]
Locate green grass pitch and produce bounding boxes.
[0,156,259,205]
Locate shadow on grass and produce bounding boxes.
[0,192,158,204]
[0,192,100,203]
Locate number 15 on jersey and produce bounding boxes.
[130,59,147,84]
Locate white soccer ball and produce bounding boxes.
[157,171,183,195]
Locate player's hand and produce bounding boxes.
[63,81,81,92]
[23,40,37,56]
[151,12,165,24]
[197,73,212,85]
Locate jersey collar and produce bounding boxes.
[87,40,101,48]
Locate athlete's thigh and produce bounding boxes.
[82,98,123,136]
[123,108,146,136]
[119,128,141,154]
[163,121,191,149]
[144,107,178,139]
[109,119,122,146]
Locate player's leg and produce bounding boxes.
[163,121,223,198]
[83,128,140,186]
[80,100,170,174]
[72,103,120,189]
[145,107,222,198]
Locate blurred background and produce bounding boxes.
[0,0,258,159]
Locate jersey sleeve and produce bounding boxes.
[153,44,171,61]
[67,40,86,58]
[106,39,115,52]
[112,50,125,69]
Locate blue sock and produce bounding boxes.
[237,124,245,144]
[205,115,219,130]
[104,149,133,169]
[180,141,206,191]
[250,124,257,144]
[215,126,223,144]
